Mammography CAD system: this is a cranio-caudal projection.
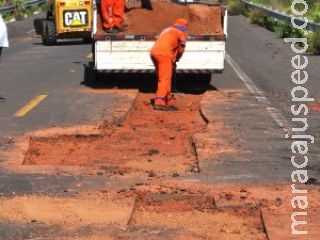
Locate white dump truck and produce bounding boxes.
[91,0,227,76]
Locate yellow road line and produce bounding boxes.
[14,95,47,117]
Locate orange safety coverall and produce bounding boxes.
[101,0,125,29]
[150,19,188,106]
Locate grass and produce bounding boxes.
[226,0,320,54]
[0,0,45,21]
[248,0,320,22]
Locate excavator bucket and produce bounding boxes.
[141,0,153,10]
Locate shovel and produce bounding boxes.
[171,62,185,98]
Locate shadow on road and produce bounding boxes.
[32,40,91,46]
[82,63,217,94]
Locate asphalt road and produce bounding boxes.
[0,11,319,240]
[1,12,319,176]
[225,15,320,181]
[1,13,116,137]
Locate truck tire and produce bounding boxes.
[43,20,57,46]
[91,42,95,66]
[34,18,45,35]
[46,10,54,20]
[93,70,104,81]
[83,36,92,44]
[41,20,47,44]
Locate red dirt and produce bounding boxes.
[2,90,319,239]
[0,193,135,226]
[97,1,225,35]
[307,102,320,111]
[1,180,317,239]
[131,179,320,240]
[23,92,207,175]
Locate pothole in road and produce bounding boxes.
[1,180,319,240]
[0,190,268,240]
[129,193,267,240]
[0,193,135,227]
[22,92,207,175]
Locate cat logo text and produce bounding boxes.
[63,10,88,27]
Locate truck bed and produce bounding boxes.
[94,1,225,38]
[92,1,227,73]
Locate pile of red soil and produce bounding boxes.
[22,93,207,175]
[98,1,225,35]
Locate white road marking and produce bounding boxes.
[226,53,290,132]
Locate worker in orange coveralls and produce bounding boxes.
[101,0,125,34]
[150,18,188,111]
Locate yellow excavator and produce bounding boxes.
[34,0,93,45]
[34,0,153,45]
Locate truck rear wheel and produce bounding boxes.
[42,20,57,46]
[83,36,92,44]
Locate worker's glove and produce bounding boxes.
[108,17,114,24]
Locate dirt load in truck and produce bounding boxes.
[92,0,227,74]
[96,1,225,36]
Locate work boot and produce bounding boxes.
[153,96,167,111]
[153,104,167,111]
[166,94,174,107]
[104,27,119,34]
[153,105,178,111]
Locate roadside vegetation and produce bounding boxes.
[227,0,320,54]
[1,0,319,54]
[0,0,45,21]
[248,0,320,22]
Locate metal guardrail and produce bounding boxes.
[0,0,45,15]
[240,0,320,32]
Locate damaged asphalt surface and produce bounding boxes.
[0,12,319,240]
